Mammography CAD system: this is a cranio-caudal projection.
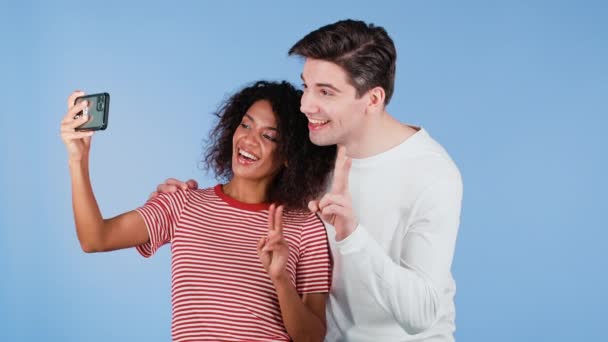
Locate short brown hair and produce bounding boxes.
[289,19,397,104]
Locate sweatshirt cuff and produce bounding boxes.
[335,223,369,255]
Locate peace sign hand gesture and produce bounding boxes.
[309,146,357,241]
[257,204,290,282]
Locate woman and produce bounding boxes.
[60,81,336,341]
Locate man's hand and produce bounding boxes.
[308,146,357,241]
[149,178,198,199]
[257,204,290,282]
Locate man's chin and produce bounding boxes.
[309,133,335,147]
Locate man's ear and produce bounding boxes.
[367,86,386,110]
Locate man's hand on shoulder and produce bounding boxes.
[149,178,198,200]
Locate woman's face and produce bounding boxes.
[231,99,283,184]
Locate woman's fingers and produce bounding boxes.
[257,236,266,254]
[61,131,94,142]
[274,205,284,234]
[262,238,287,253]
[61,113,91,132]
[62,100,89,124]
[267,204,276,233]
[67,90,85,109]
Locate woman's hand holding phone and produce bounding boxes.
[60,91,94,163]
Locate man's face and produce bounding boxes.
[300,58,368,146]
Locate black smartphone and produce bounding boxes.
[74,92,110,131]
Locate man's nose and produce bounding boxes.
[300,90,318,115]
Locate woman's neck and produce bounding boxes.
[223,177,270,204]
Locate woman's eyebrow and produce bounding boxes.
[244,113,278,131]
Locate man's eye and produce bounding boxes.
[320,89,331,96]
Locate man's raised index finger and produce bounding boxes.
[331,146,351,194]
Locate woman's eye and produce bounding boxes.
[263,134,277,142]
[240,123,250,129]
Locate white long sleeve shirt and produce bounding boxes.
[324,128,463,342]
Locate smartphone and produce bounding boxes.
[74,92,110,131]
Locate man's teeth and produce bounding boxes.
[239,149,259,161]
[309,119,329,125]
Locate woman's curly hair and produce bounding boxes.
[203,80,336,210]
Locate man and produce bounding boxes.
[156,20,463,341]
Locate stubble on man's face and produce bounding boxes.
[301,59,367,147]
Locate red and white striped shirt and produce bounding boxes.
[136,185,332,341]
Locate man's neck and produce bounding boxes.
[343,110,418,159]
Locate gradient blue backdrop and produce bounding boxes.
[1,1,606,341]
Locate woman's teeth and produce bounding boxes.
[239,149,259,161]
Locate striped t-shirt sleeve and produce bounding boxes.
[135,190,190,258]
[296,213,332,294]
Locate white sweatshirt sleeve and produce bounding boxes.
[335,177,463,334]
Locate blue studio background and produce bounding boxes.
[1,1,606,341]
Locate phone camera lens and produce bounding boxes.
[96,97,104,111]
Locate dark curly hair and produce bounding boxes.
[203,80,336,210]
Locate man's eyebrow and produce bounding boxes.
[244,113,278,131]
[300,74,342,93]
[316,83,341,93]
